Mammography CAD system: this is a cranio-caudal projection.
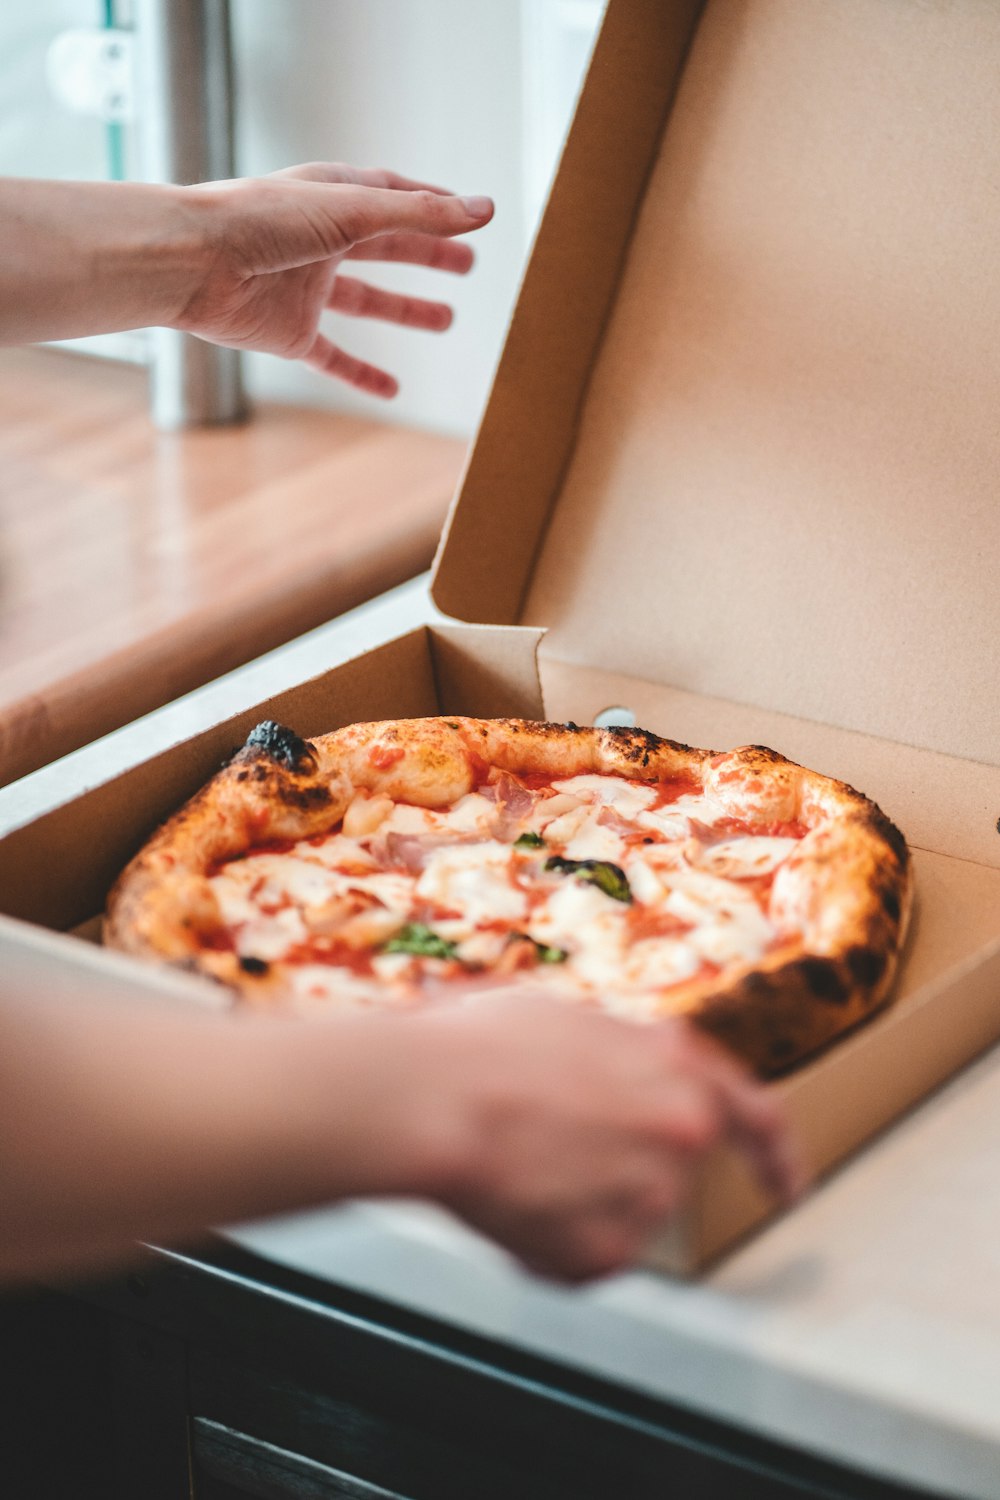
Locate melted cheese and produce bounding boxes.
[560,809,627,863]
[381,802,436,836]
[635,792,727,839]
[527,880,619,954]
[342,792,392,837]
[208,768,804,1014]
[294,833,377,872]
[432,792,496,835]
[553,775,657,816]
[342,871,415,913]
[234,907,308,961]
[415,841,528,929]
[212,854,338,919]
[692,836,799,879]
[623,938,702,991]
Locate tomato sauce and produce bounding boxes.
[368,744,405,770]
[626,906,693,942]
[649,772,702,808]
[280,940,378,976]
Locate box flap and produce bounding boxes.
[435,0,1000,767]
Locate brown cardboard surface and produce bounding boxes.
[432,0,703,626]
[436,0,1000,771]
[649,847,1000,1273]
[538,659,1000,869]
[429,623,545,720]
[427,0,1000,1267]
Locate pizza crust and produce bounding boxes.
[105,718,912,1075]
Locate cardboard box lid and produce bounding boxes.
[433,0,1000,770]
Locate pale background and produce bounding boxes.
[1,1,602,436]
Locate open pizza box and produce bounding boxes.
[2,0,1000,1274]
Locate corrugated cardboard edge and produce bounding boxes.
[0,623,544,932]
[431,0,705,626]
[0,629,440,930]
[428,623,546,720]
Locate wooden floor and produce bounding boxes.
[0,348,466,786]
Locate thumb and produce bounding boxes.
[251,182,494,272]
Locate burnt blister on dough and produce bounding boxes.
[241,720,315,771]
[846,944,887,986]
[238,955,270,976]
[796,956,850,1005]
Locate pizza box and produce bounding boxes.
[2,0,1000,1275]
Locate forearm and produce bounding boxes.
[0,178,206,345]
[0,987,454,1284]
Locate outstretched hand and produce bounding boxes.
[176,163,494,397]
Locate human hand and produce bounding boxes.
[174,162,493,396]
[406,994,804,1283]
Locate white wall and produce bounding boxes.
[0,4,109,182]
[231,0,531,437]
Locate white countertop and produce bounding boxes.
[4,577,998,1499]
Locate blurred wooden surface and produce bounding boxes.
[0,348,466,787]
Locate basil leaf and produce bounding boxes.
[533,941,568,964]
[382,923,459,960]
[514,831,545,849]
[509,933,569,964]
[544,856,633,904]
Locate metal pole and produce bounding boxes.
[136,0,246,428]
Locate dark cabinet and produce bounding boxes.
[1,1241,932,1500]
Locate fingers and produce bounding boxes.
[271,161,455,197]
[303,333,398,399]
[329,276,453,331]
[292,183,493,262]
[653,1023,806,1202]
[346,232,475,275]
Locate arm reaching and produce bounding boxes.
[0,164,493,396]
[0,981,802,1286]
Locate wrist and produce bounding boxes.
[136,183,217,330]
[241,1012,480,1210]
[337,1014,485,1202]
[0,179,216,345]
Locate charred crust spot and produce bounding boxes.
[602,725,672,766]
[236,770,249,783]
[798,956,849,1004]
[880,886,901,925]
[278,783,332,812]
[867,806,909,868]
[846,944,886,987]
[526,719,584,738]
[242,721,315,772]
[252,765,267,782]
[744,744,786,764]
[238,955,269,976]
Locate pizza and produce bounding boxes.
[105,716,912,1075]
